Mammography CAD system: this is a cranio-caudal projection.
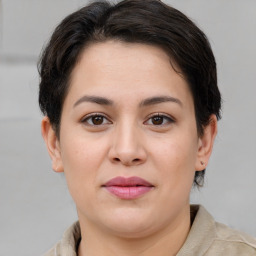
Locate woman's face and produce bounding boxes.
[44,41,215,237]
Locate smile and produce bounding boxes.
[103,176,154,199]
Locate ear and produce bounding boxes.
[41,116,64,173]
[195,114,218,171]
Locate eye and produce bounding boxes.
[81,114,111,126]
[145,114,174,126]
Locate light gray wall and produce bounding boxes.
[0,1,255,255]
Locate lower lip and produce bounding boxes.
[104,186,153,199]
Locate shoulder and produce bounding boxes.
[42,242,61,256]
[178,205,256,256]
[206,222,256,255]
[42,221,81,256]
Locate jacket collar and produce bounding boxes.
[177,205,216,256]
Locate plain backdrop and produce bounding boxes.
[0,1,255,255]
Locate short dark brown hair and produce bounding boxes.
[38,0,222,187]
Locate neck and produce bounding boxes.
[78,205,191,256]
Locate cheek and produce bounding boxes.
[150,133,197,188]
[60,125,109,170]
[59,133,108,201]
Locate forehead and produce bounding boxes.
[67,41,193,106]
[78,40,172,68]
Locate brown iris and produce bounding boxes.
[151,116,164,125]
[92,116,104,125]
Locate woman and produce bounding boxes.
[39,0,256,255]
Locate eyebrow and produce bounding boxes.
[139,96,183,107]
[73,95,182,108]
[73,95,114,107]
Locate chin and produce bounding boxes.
[98,207,158,238]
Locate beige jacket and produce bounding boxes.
[43,205,256,256]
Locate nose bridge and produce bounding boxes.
[115,117,139,153]
[109,117,146,165]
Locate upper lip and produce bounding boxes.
[103,176,154,187]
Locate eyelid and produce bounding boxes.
[144,113,175,125]
[81,112,112,125]
[80,112,175,126]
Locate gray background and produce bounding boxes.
[0,0,255,255]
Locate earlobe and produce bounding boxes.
[41,117,64,173]
[196,114,218,171]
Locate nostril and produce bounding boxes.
[114,158,120,162]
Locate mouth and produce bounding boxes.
[103,176,154,199]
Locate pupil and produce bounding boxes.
[92,116,103,125]
[153,116,163,125]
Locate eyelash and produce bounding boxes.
[81,113,111,126]
[81,113,175,127]
[144,113,175,126]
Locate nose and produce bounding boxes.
[108,122,147,166]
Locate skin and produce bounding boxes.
[42,41,217,256]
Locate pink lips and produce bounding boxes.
[103,176,154,199]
